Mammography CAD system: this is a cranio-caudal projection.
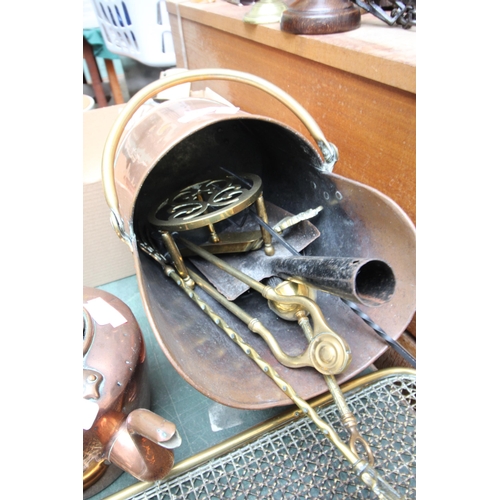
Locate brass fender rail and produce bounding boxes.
[102,367,415,500]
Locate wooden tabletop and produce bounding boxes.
[166,0,416,93]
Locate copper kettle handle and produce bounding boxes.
[101,68,338,248]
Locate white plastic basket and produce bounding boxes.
[90,0,176,67]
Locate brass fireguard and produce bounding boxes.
[101,368,416,500]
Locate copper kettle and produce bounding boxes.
[83,286,181,497]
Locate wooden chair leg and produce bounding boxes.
[83,37,108,108]
[104,59,124,104]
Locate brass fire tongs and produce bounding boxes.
[138,237,404,500]
[143,171,407,461]
[177,236,373,461]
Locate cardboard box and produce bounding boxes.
[83,86,238,287]
[83,104,136,287]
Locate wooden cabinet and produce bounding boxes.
[166,0,416,225]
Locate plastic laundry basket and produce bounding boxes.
[90,0,177,67]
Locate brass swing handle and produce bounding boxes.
[101,68,338,248]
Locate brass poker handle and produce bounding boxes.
[101,68,338,247]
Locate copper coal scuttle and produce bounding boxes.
[96,69,415,499]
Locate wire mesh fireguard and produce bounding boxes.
[103,368,416,500]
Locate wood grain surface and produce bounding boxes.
[168,2,415,224]
[167,1,415,92]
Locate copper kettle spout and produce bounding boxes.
[83,287,182,495]
[106,409,181,482]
